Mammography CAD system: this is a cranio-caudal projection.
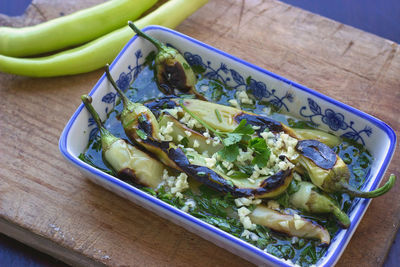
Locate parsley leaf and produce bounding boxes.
[222,133,242,146]
[232,119,255,135]
[249,137,270,167]
[218,144,239,162]
[218,119,255,161]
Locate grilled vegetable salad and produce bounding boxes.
[79,25,395,266]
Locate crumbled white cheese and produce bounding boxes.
[238,207,251,217]
[162,170,189,196]
[237,90,254,105]
[193,139,200,148]
[177,134,184,142]
[238,207,256,230]
[205,157,217,168]
[171,173,189,194]
[222,161,233,170]
[241,230,259,241]
[228,99,240,108]
[267,200,280,210]
[212,136,221,146]
[294,219,306,230]
[278,220,289,229]
[181,198,196,213]
[235,197,261,207]
[163,107,182,119]
[184,130,192,137]
[236,148,253,162]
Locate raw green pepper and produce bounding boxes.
[0,0,157,57]
[0,0,209,77]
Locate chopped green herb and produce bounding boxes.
[123,118,136,128]
[136,129,148,140]
[246,76,252,86]
[215,109,222,122]
[249,137,270,168]
[181,137,189,147]
[218,144,239,162]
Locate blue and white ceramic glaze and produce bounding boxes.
[59,26,396,267]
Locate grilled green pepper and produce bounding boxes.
[249,205,330,245]
[289,181,350,228]
[174,98,396,198]
[128,22,203,98]
[81,94,164,189]
[105,66,293,198]
[296,140,396,198]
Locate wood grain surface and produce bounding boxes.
[0,0,399,266]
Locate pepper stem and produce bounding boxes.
[81,94,118,150]
[340,174,396,198]
[332,206,351,228]
[105,64,131,107]
[128,21,164,51]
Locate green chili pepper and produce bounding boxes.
[0,0,209,77]
[0,0,157,57]
[296,142,396,198]
[249,205,330,245]
[128,21,205,99]
[173,98,396,199]
[289,181,350,228]
[81,94,165,189]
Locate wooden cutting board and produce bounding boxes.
[0,0,399,266]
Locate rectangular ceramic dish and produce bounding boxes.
[59,25,396,266]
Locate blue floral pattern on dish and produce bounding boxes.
[88,49,144,140]
[300,98,372,144]
[89,48,373,145]
[184,52,294,111]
